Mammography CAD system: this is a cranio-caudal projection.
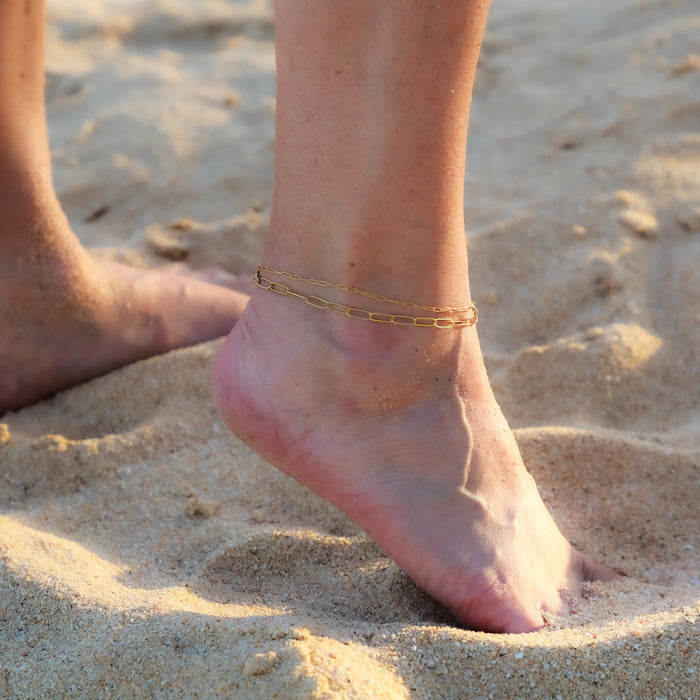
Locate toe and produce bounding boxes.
[502,607,547,634]
[542,592,571,620]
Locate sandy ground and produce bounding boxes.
[1,0,699,697]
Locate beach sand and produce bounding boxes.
[1,0,698,696]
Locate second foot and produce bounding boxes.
[0,249,250,414]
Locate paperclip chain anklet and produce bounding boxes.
[254,266,478,330]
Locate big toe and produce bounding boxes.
[501,609,547,634]
[455,595,551,634]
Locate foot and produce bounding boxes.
[213,288,618,633]
[0,218,250,414]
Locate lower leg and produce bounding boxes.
[0,0,249,414]
[214,0,617,633]
[267,0,481,307]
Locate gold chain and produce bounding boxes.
[258,264,475,314]
[254,267,478,330]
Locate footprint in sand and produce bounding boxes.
[193,530,456,625]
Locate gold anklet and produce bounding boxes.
[254,266,478,329]
[258,264,475,313]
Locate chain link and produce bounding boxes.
[254,269,478,330]
[258,264,475,314]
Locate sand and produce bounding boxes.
[1,0,699,697]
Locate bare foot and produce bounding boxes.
[213,290,618,633]
[0,221,249,414]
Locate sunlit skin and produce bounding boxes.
[0,0,248,414]
[213,0,618,633]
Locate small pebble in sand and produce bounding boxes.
[614,189,641,207]
[184,494,220,519]
[589,252,624,297]
[670,53,700,76]
[146,225,192,261]
[243,651,279,676]
[584,327,604,341]
[618,210,659,238]
[676,205,700,233]
[222,91,241,108]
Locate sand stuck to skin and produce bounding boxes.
[1,0,698,697]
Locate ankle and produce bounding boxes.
[261,239,473,314]
[0,158,56,215]
[0,213,95,322]
[242,285,492,408]
[254,261,477,350]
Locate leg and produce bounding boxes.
[0,0,249,414]
[214,0,617,633]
